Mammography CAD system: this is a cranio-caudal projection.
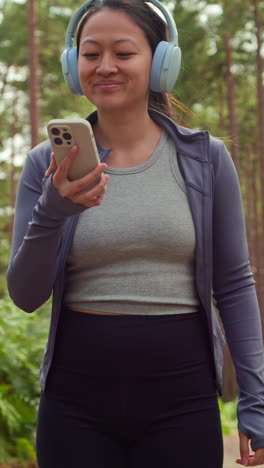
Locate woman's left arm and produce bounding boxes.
[212,140,264,462]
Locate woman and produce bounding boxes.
[7,0,264,466]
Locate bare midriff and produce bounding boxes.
[70,307,127,316]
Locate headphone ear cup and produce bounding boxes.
[150,41,181,93]
[61,47,83,96]
[150,41,168,93]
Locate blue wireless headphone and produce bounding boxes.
[61,0,181,95]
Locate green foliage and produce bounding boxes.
[219,398,238,436]
[0,296,50,463]
[0,239,9,298]
[14,438,37,463]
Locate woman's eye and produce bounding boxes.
[117,52,134,58]
[83,53,98,58]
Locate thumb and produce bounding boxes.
[239,431,249,466]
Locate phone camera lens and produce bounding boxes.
[54,137,63,145]
[63,132,72,141]
[51,127,60,136]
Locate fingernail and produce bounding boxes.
[242,458,248,466]
[104,174,110,183]
[71,145,78,152]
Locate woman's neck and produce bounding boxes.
[93,107,160,151]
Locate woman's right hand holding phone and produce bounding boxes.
[45,145,110,208]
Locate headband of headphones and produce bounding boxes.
[61,0,181,95]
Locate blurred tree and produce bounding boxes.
[28,0,40,147]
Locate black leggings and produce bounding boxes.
[36,308,223,468]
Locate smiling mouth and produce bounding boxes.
[95,82,123,89]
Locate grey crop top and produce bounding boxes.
[64,131,200,314]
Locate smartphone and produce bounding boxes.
[47,118,100,182]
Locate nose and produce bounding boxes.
[96,53,118,75]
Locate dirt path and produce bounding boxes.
[224,435,240,467]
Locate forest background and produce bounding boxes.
[0,0,263,464]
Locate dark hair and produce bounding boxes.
[76,0,175,119]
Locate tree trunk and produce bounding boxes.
[9,94,19,244]
[28,0,40,147]
[218,83,226,131]
[224,32,240,176]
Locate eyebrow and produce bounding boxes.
[80,38,138,47]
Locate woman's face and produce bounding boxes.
[78,9,153,113]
